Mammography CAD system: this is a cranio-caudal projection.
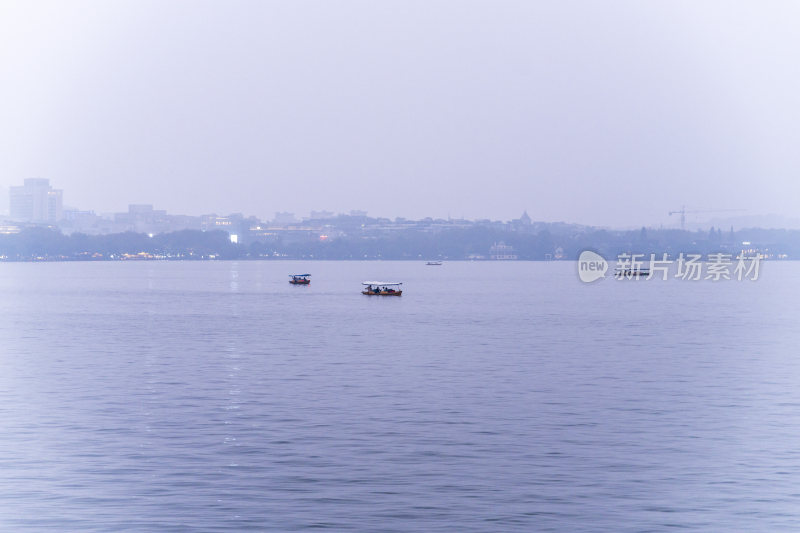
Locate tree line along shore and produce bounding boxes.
[0,225,796,261]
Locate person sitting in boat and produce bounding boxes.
[373,286,381,294]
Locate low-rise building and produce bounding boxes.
[490,241,517,260]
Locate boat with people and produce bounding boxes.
[426,261,443,266]
[289,274,311,285]
[362,281,403,296]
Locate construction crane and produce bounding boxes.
[669,206,746,230]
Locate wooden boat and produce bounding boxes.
[362,281,402,296]
[289,274,311,285]
[426,261,442,266]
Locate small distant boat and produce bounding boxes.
[426,261,443,266]
[362,281,402,296]
[289,274,311,285]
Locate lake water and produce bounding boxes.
[1,260,799,531]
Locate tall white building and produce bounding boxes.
[9,178,63,223]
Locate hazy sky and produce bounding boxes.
[1,1,798,226]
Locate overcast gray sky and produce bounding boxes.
[1,1,798,226]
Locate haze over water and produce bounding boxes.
[3,2,800,225]
[1,261,799,531]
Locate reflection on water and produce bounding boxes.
[229,262,239,293]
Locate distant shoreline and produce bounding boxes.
[1,226,796,262]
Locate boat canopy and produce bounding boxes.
[362,281,402,286]
[289,274,311,277]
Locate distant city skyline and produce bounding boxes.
[2,2,799,228]
[4,176,800,232]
